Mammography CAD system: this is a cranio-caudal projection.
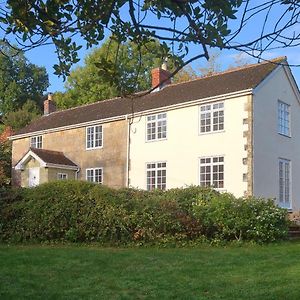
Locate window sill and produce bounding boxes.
[86,146,103,151]
[278,132,291,138]
[198,130,225,136]
[145,138,167,143]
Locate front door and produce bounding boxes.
[28,167,40,187]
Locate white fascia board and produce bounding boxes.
[10,89,252,140]
[14,150,46,170]
[282,65,300,105]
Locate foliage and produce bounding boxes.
[0,181,288,244]
[0,43,49,115]
[198,51,222,76]
[54,38,177,108]
[0,126,13,186]
[193,194,288,243]
[3,100,41,130]
[1,1,298,83]
[173,65,198,84]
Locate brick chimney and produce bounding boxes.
[44,93,56,115]
[151,60,171,91]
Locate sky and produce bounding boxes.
[22,2,300,93]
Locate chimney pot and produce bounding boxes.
[151,65,171,91]
[44,93,56,115]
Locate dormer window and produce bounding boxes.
[30,136,42,149]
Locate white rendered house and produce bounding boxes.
[129,57,300,211]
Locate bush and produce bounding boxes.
[192,193,288,243]
[0,181,289,244]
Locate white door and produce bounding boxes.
[28,167,40,187]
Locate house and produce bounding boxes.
[10,57,300,211]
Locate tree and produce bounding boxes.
[0,43,49,115]
[173,65,198,84]
[3,100,41,130]
[1,0,299,84]
[0,126,13,186]
[55,38,177,108]
[198,51,222,77]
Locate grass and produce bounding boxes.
[1,242,300,299]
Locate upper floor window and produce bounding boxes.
[199,156,224,189]
[86,168,103,184]
[86,125,103,149]
[146,162,166,190]
[30,136,42,148]
[146,113,167,141]
[199,102,224,133]
[278,101,290,136]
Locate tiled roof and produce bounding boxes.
[30,148,77,167]
[15,57,286,136]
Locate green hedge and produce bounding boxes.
[0,181,288,244]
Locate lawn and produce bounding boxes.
[1,242,300,299]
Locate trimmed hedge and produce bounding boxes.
[0,181,288,244]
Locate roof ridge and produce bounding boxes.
[49,95,123,116]
[163,56,287,90]
[47,56,286,116]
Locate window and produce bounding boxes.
[146,162,166,190]
[279,159,291,208]
[30,136,42,148]
[146,113,167,141]
[199,102,224,133]
[57,173,68,180]
[199,156,224,188]
[86,125,103,149]
[278,101,290,136]
[86,168,103,184]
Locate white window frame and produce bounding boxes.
[146,112,167,142]
[57,173,68,180]
[86,168,103,184]
[30,135,43,149]
[86,125,103,150]
[146,161,167,190]
[278,100,291,137]
[199,102,224,134]
[199,156,224,189]
[279,158,291,209]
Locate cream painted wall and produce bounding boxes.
[129,95,250,197]
[253,65,300,210]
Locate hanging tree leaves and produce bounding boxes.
[1,0,300,80]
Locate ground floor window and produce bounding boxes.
[86,168,103,184]
[146,162,166,190]
[279,158,291,208]
[57,173,68,180]
[199,156,224,188]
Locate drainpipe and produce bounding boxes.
[125,114,131,188]
[75,167,80,180]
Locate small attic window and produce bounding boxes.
[31,136,43,149]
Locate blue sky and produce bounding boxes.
[23,2,300,93]
[25,43,300,93]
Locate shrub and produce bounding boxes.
[192,193,288,243]
[0,181,289,244]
